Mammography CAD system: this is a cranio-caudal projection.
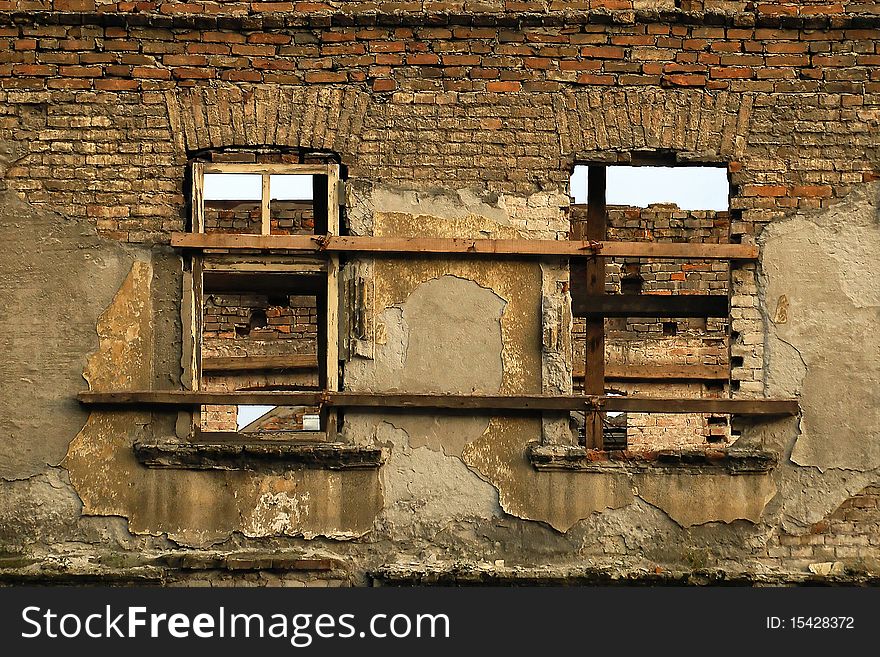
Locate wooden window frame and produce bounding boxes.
[187,162,342,438]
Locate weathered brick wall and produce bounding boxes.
[202,293,318,344]
[761,486,880,571]
[201,293,318,431]
[1,2,878,581]
[2,2,878,17]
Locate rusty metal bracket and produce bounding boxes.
[311,235,331,251]
[583,395,605,411]
[577,240,604,254]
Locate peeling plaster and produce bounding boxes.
[634,474,777,527]
[463,419,633,532]
[761,182,880,472]
[0,139,140,480]
[65,260,382,547]
[374,421,501,531]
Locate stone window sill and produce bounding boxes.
[133,440,385,471]
[527,444,777,475]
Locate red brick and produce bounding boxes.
[486,81,521,92]
[792,185,833,198]
[55,0,95,9]
[372,78,396,92]
[469,68,500,79]
[220,70,263,82]
[172,67,215,79]
[47,78,91,89]
[407,54,440,66]
[132,67,171,79]
[710,66,754,79]
[575,73,614,85]
[663,73,706,87]
[743,184,787,197]
[163,54,207,66]
[95,79,139,91]
[12,64,55,77]
[59,66,103,78]
[523,57,553,69]
[304,71,347,83]
[580,45,625,59]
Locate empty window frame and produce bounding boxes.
[193,162,334,236]
[188,162,342,438]
[197,270,327,437]
[569,163,732,450]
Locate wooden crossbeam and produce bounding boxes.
[574,364,728,381]
[77,390,799,415]
[170,233,758,260]
[572,294,729,318]
[201,354,318,372]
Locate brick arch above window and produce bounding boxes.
[553,88,755,160]
[164,85,370,156]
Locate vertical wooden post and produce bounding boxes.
[192,162,205,233]
[324,165,341,439]
[260,173,271,235]
[584,166,607,449]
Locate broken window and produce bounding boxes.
[569,162,731,450]
[187,159,341,439]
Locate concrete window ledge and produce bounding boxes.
[527,444,777,475]
[133,441,385,471]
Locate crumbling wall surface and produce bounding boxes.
[0,142,142,481]
[1,3,880,583]
[64,260,382,547]
[754,182,880,531]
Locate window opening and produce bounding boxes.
[569,162,732,451]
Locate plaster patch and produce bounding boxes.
[463,419,633,532]
[635,474,777,527]
[761,182,880,472]
[0,165,139,479]
[377,422,501,529]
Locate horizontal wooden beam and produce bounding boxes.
[202,354,318,372]
[572,294,729,318]
[78,390,798,416]
[574,363,728,381]
[202,163,333,176]
[171,233,758,261]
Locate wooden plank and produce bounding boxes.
[202,354,318,372]
[191,162,205,233]
[324,164,341,439]
[574,363,728,381]
[584,165,607,449]
[203,163,333,176]
[261,173,271,235]
[77,390,799,415]
[170,233,758,260]
[572,294,729,318]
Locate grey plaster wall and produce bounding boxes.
[757,181,880,529]
[0,141,142,481]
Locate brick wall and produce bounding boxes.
[203,200,315,234]
[201,293,319,432]
[762,486,880,571]
[572,203,731,448]
[202,293,318,343]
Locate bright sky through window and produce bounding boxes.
[570,165,729,211]
[203,173,313,201]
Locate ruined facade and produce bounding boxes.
[1,0,879,585]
